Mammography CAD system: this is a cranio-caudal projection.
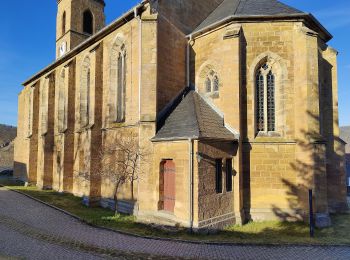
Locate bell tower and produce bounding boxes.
[56,0,105,59]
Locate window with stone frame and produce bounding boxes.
[58,69,67,133]
[116,47,126,123]
[109,39,127,124]
[226,158,233,192]
[256,63,276,133]
[215,159,223,194]
[62,11,66,35]
[27,87,34,137]
[83,10,93,35]
[204,70,220,94]
[80,57,91,128]
[40,79,49,135]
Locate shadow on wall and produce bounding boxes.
[13,161,28,182]
[272,110,348,223]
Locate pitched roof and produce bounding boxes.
[152,90,238,142]
[193,0,305,33]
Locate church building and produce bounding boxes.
[14,0,348,229]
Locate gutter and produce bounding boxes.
[188,13,332,42]
[23,0,148,86]
[186,35,193,87]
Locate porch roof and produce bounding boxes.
[152,90,238,142]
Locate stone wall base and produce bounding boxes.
[137,210,237,230]
[246,208,307,222]
[198,212,235,229]
[100,198,138,215]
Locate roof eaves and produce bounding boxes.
[151,136,199,142]
[199,136,239,142]
[188,13,332,42]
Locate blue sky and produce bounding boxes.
[0,0,348,127]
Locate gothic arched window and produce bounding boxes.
[213,75,219,92]
[83,10,93,35]
[205,77,211,93]
[110,39,127,124]
[27,87,34,137]
[80,57,91,127]
[58,69,67,133]
[62,11,66,35]
[204,70,220,93]
[116,47,126,123]
[255,63,276,133]
[40,79,49,135]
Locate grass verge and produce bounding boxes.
[1,176,349,245]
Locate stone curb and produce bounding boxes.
[1,185,350,249]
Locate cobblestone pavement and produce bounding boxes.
[1,187,350,260]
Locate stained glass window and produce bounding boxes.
[267,71,275,132]
[86,68,90,123]
[116,49,126,123]
[213,75,219,92]
[256,72,265,132]
[256,64,275,133]
[204,70,219,93]
[205,77,211,93]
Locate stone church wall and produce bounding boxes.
[197,141,236,228]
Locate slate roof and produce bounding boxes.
[152,90,238,142]
[193,0,305,33]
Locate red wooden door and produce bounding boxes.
[163,160,175,213]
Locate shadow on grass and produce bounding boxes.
[1,175,349,245]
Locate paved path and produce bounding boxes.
[0,187,350,260]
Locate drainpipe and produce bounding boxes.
[188,138,194,230]
[186,35,193,87]
[134,6,142,213]
[187,35,194,230]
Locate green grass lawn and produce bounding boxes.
[1,176,349,245]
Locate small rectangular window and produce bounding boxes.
[215,159,222,194]
[226,159,233,192]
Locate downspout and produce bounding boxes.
[186,35,193,87]
[187,32,194,229]
[134,6,142,213]
[188,138,194,231]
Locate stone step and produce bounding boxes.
[138,211,181,227]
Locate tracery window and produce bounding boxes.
[80,57,91,127]
[58,69,67,133]
[204,70,220,93]
[116,46,126,123]
[40,79,49,135]
[27,87,34,137]
[108,39,127,124]
[256,63,275,133]
[205,77,211,93]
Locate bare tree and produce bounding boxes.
[98,133,146,214]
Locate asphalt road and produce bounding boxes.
[0,187,350,260]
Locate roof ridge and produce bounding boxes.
[192,92,203,137]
